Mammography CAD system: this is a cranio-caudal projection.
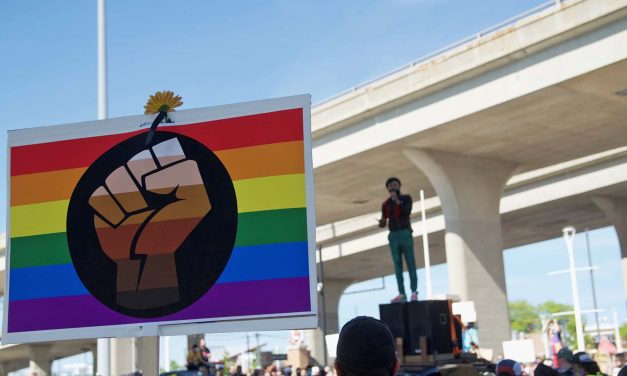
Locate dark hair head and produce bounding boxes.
[573,353,601,375]
[336,316,396,376]
[534,363,559,376]
[385,177,401,188]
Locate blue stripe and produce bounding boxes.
[217,242,309,283]
[10,263,89,301]
[9,242,309,301]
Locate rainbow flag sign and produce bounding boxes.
[4,95,317,343]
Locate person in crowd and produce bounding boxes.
[557,348,576,376]
[535,363,560,376]
[612,354,625,376]
[549,321,564,367]
[335,316,400,376]
[378,177,418,303]
[187,344,203,371]
[312,367,320,376]
[196,339,211,375]
[573,351,604,376]
[462,322,480,353]
[496,359,523,376]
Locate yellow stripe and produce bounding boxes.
[11,200,69,238]
[10,173,307,238]
[234,173,306,213]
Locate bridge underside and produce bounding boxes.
[321,180,627,282]
[315,58,627,227]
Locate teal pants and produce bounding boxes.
[388,228,418,295]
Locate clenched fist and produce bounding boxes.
[88,137,211,309]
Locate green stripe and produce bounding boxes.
[10,208,308,269]
[235,208,307,246]
[10,232,72,268]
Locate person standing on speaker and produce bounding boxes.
[378,177,418,303]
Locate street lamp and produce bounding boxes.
[563,227,585,351]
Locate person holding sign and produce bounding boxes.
[378,177,418,303]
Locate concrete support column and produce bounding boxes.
[111,338,134,375]
[592,196,627,301]
[28,344,52,376]
[306,278,353,365]
[87,345,97,375]
[136,336,159,376]
[403,148,518,352]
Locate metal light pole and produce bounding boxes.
[164,336,170,372]
[584,229,601,341]
[420,190,432,299]
[317,245,329,366]
[96,1,110,374]
[97,0,107,120]
[563,227,585,351]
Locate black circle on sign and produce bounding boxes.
[66,131,238,318]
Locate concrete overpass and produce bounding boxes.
[309,0,627,355]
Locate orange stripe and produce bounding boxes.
[10,141,305,206]
[10,168,85,206]
[218,140,304,181]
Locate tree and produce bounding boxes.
[223,351,234,372]
[509,300,541,333]
[170,360,182,371]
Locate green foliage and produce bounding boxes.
[509,300,541,333]
[508,300,592,349]
[223,351,234,371]
[170,360,182,371]
[620,323,627,341]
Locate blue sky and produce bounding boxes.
[2,0,625,372]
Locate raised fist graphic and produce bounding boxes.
[88,138,211,309]
[67,131,238,317]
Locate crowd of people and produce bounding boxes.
[181,315,625,376]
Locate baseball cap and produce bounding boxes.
[336,316,397,372]
[496,359,522,376]
[573,352,593,364]
[558,348,575,363]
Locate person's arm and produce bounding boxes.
[378,202,387,228]
[399,195,412,216]
[470,329,479,349]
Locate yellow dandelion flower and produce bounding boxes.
[144,90,183,114]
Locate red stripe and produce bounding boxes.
[11,108,303,176]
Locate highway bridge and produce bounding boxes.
[308,0,627,359]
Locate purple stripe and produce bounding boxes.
[8,278,310,333]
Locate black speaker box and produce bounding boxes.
[379,300,461,356]
[406,300,460,355]
[379,302,408,352]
